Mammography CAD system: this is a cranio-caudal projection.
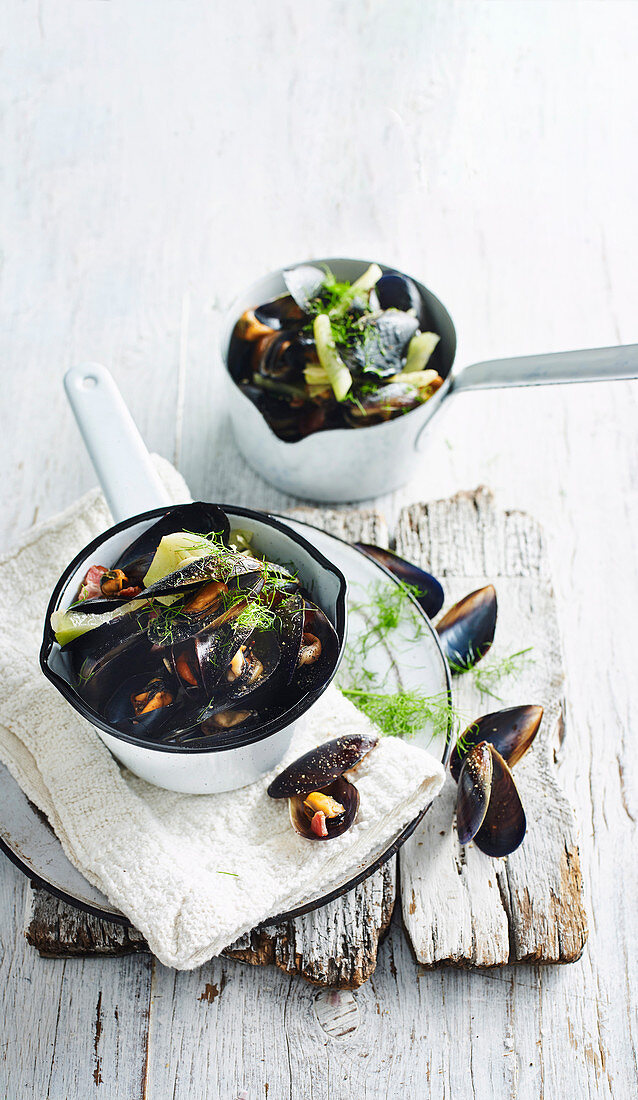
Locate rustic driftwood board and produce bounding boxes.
[23,491,586,984]
[399,489,587,967]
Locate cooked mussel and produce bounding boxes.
[293,601,340,695]
[452,704,541,857]
[113,502,231,588]
[347,310,420,379]
[104,672,179,737]
[354,544,444,618]
[345,382,422,427]
[268,733,378,840]
[436,585,497,670]
[449,705,543,782]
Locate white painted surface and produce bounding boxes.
[1,1,637,1097]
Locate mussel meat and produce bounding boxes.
[354,543,444,618]
[268,733,378,840]
[436,585,497,670]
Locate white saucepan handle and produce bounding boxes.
[64,364,171,523]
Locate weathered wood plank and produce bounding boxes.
[398,488,588,966]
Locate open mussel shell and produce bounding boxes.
[136,552,264,601]
[436,585,497,670]
[68,610,156,708]
[113,502,231,587]
[293,601,340,696]
[474,746,526,857]
[354,544,444,618]
[254,294,305,330]
[267,733,378,799]
[456,742,492,846]
[450,705,543,782]
[455,742,526,857]
[288,777,360,841]
[345,383,421,427]
[104,672,180,738]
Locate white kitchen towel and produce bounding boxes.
[0,457,445,969]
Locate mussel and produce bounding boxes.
[354,544,444,618]
[345,382,422,427]
[452,705,542,857]
[54,504,341,747]
[436,585,497,670]
[348,310,420,379]
[268,734,378,840]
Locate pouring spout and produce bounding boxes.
[449,343,638,395]
[64,364,172,524]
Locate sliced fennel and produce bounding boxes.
[313,314,353,402]
[389,368,441,390]
[404,331,440,373]
[52,600,146,647]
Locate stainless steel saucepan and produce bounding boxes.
[221,257,638,502]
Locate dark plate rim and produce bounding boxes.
[8,520,452,933]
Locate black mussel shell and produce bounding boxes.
[69,610,156,708]
[450,705,543,782]
[104,672,180,738]
[345,382,421,426]
[198,628,280,714]
[456,742,493,846]
[254,294,305,330]
[283,265,326,312]
[474,746,526,857]
[135,552,264,601]
[113,503,231,586]
[375,271,423,315]
[288,776,359,841]
[292,601,340,697]
[69,591,142,615]
[436,585,497,670]
[354,544,444,618]
[347,310,420,379]
[268,733,378,799]
[145,571,264,649]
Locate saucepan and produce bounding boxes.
[221,256,638,501]
[40,365,347,795]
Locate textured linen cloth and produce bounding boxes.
[0,457,445,969]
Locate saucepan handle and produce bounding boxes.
[448,343,638,394]
[64,364,171,524]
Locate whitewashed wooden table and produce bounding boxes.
[2,2,637,1096]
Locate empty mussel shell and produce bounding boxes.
[354,543,444,618]
[455,742,526,857]
[436,585,497,670]
[288,776,360,841]
[267,733,378,799]
[456,741,493,846]
[449,705,543,782]
[474,746,526,858]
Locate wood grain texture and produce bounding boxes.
[2,1,638,1096]
[398,489,587,966]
